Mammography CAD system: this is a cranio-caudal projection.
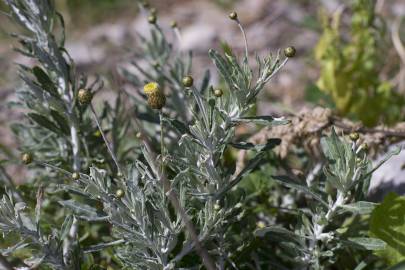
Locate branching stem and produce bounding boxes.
[132,116,216,270]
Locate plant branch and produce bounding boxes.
[90,104,123,175]
[132,116,216,270]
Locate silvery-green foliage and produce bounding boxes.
[0,190,76,269]
[3,0,131,174]
[257,128,399,269]
[2,1,288,268]
[120,14,194,124]
[0,0,399,269]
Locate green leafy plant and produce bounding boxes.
[315,0,404,126]
[0,0,401,269]
[370,192,405,265]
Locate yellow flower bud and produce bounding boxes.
[143,82,160,95]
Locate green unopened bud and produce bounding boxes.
[117,172,123,178]
[72,172,80,180]
[229,11,238,20]
[284,46,296,58]
[256,221,266,229]
[21,153,33,165]
[182,76,194,87]
[147,91,166,110]
[214,200,221,211]
[213,88,223,97]
[77,89,93,105]
[148,14,157,24]
[170,20,177,28]
[361,143,369,152]
[349,132,360,141]
[141,0,150,8]
[116,189,125,198]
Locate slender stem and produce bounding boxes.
[64,119,80,264]
[174,28,183,50]
[132,117,216,270]
[37,162,72,175]
[70,123,80,172]
[159,112,165,174]
[266,57,288,82]
[90,104,122,174]
[237,19,249,63]
[0,167,23,202]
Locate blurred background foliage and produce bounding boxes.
[315,0,404,126]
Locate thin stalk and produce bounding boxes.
[0,167,23,202]
[64,116,81,264]
[159,112,165,174]
[90,104,123,175]
[236,19,249,63]
[132,117,216,270]
[37,162,72,175]
[173,27,183,50]
[70,121,80,172]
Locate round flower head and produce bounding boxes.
[170,20,178,28]
[78,89,93,105]
[284,46,296,58]
[229,11,238,20]
[182,76,194,87]
[148,14,157,24]
[143,82,160,95]
[349,132,360,141]
[116,189,125,198]
[214,88,223,97]
[72,172,80,181]
[147,91,166,110]
[21,152,33,165]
